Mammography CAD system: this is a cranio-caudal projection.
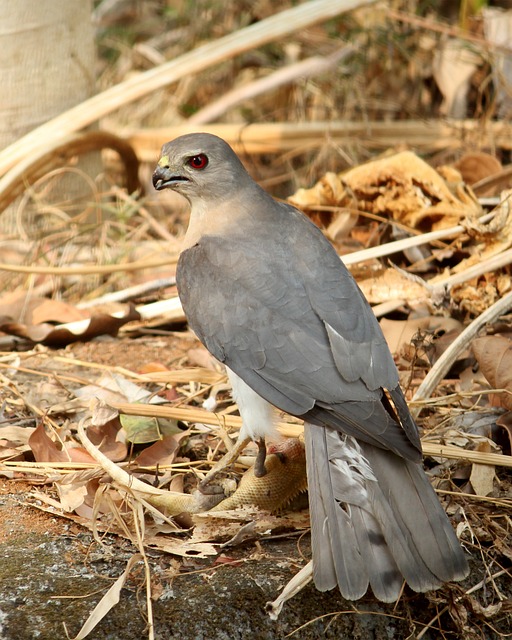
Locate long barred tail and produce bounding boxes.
[304,423,469,602]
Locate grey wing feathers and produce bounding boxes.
[305,423,469,601]
[177,229,421,460]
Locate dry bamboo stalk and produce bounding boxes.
[140,369,225,385]
[437,246,512,288]
[121,120,512,161]
[0,212,487,276]
[110,401,512,467]
[0,0,375,176]
[77,277,176,309]
[369,241,512,317]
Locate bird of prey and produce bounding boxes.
[153,133,469,602]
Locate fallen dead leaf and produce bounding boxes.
[472,335,512,409]
[380,316,463,355]
[28,423,69,463]
[134,431,190,467]
[359,268,431,305]
[86,420,127,462]
[469,442,497,497]
[289,150,481,231]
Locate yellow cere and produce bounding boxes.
[158,155,169,167]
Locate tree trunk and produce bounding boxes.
[0,0,99,235]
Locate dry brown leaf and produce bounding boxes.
[380,316,463,355]
[55,482,89,512]
[469,462,496,497]
[0,305,140,347]
[472,335,512,409]
[358,269,430,305]
[453,152,503,189]
[74,479,108,520]
[0,425,36,443]
[0,444,26,462]
[30,298,87,325]
[26,380,71,410]
[0,292,87,325]
[28,423,69,463]
[143,535,218,558]
[135,431,190,467]
[87,420,127,462]
[191,507,309,545]
[469,442,496,496]
[90,398,119,426]
[66,446,97,463]
[289,151,480,231]
[451,279,504,316]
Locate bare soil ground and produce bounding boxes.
[0,337,509,640]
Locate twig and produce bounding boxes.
[76,419,176,500]
[0,211,492,275]
[0,256,176,275]
[411,290,512,417]
[108,401,512,468]
[388,9,512,55]
[131,501,155,640]
[416,569,510,640]
[188,46,354,125]
[434,246,512,288]
[341,212,495,266]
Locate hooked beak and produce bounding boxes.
[152,166,189,191]
[152,155,189,191]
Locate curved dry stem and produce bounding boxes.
[0,130,139,213]
[411,290,512,417]
[77,419,168,497]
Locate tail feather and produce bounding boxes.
[306,425,368,598]
[350,507,403,602]
[304,422,469,602]
[364,445,469,586]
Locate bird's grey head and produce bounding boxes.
[152,133,250,204]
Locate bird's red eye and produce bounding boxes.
[188,154,209,170]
